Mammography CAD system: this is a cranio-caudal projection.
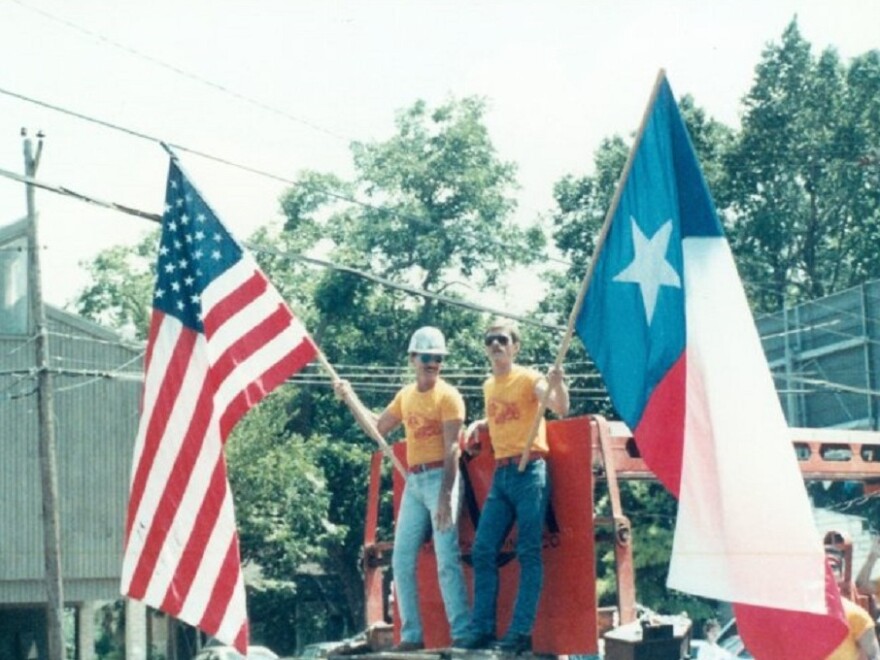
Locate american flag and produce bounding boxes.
[121,157,317,652]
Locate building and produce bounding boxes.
[757,279,880,431]
[0,216,145,659]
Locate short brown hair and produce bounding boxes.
[486,317,520,344]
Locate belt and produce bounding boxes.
[408,459,445,474]
[495,453,547,468]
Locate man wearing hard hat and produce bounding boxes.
[334,326,469,652]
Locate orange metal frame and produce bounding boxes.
[361,416,880,650]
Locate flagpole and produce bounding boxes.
[518,68,668,471]
[314,352,408,478]
[159,143,407,478]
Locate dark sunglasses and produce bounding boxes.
[417,353,444,364]
[484,334,511,346]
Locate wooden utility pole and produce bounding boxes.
[23,129,66,660]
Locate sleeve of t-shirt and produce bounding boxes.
[526,368,542,402]
[440,387,465,422]
[848,600,875,639]
[386,389,404,420]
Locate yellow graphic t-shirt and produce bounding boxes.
[484,365,548,459]
[387,379,465,466]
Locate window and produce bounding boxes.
[0,235,28,335]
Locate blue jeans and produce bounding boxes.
[393,467,469,643]
[470,458,549,637]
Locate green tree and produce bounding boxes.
[278,96,542,379]
[74,230,158,340]
[277,96,539,445]
[725,19,880,312]
[226,391,341,581]
[344,97,541,291]
[225,390,349,651]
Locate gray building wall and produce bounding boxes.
[757,279,880,430]
[0,308,142,603]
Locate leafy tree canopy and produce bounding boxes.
[726,19,880,312]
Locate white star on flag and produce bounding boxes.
[612,217,681,324]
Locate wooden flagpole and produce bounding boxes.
[518,69,668,471]
[159,143,407,478]
[314,351,408,478]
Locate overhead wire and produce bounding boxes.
[53,352,146,394]
[5,0,350,142]
[45,329,143,351]
[2,83,878,322]
[6,156,875,352]
[254,243,565,332]
[0,368,36,400]
[1,332,38,358]
[0,21,878,403]
[4,0,878,284]
[0,166,565,332]
[4,159,880,402]
[4,0,563,234]
[5,156,880,405]
[0,83,572,266]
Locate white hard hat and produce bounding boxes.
[407,326,448,355]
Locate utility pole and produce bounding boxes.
[23,128,66,660]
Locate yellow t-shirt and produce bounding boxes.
[484,365,549,459]
[826,597,875,660]
[386,379,465,466]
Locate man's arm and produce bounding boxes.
[857,625,880,660]
[856,536,880,594]
[462,418,487,456]
[435,418,463,532]
[535,366,570,416]
[333,379,401,437]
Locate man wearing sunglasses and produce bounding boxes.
[459,318,569,654]
[333,325,469,651]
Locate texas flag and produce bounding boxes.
[575,72,846,659]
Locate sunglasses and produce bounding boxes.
[417,353,444,364]
[484,334,511,347]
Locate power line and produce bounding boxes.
[0,166,565,332]
[256,243,565,332]
[53,352,145,394]
[6,0,349,142]
[7,158,880,357]
[7,159,880,352]
[4,89,880,361]
[6,83,875,296]
[0,85,566,267]
[1,332,38,358]
[5,0,564,230]
[0,165,162,222]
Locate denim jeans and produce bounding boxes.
[393,467,469,643]
[470,458,550,637]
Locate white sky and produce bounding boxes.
[1,0,878,313]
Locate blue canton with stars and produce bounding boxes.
[154,160,243,332]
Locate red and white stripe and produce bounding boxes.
[637,237,845,659]
[122,255,316,651]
